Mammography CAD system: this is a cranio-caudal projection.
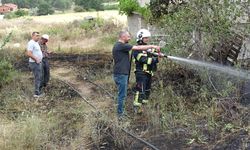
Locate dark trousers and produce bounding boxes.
[41,58,50,89]
[29,62,42,95]
[134,72,152,103]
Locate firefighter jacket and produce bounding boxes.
[133,49,159,75]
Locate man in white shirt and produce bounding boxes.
[26,32,43,97]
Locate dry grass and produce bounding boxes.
[0,10,126,55]
[0,72,95,149]
[25,10,127,24]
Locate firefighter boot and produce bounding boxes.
[133,91,143,114]
[133,91,142,107]
[134,105,143,114]
[142,99,149,104]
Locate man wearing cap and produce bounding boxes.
[39,34,51,90]
[26,32,43,97]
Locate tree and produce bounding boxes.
[74,0,103,11]
[147,0,250,58]
[14,9,29,17]
[53,0,72,10]
[0,32,15,88]
[37,2,54,16]
[118,0,139,16]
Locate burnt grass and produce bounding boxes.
[13,53,250,150]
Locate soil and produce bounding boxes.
[14,53,250,150]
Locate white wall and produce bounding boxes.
[0,15,4,20]
[127,13,146,37]
[238,36,250,59]
[137,0,150,7]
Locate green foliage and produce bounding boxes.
[53,0,72,10]
[151,0,249,57]
[80,18,104,31]
[4,9,29,19]
[74,0,103,11]
[103,3,118,10]
[3,12,16,19]
[14,9,29,17]
[29,7,38,16]
[0,32,12,50]
[118,0,139,16]
[73,5,86,12]
[0,60,15,87]
[37,2,55,16]
[118,0,151,19]
[0,32,15,88]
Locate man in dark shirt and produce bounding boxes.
[112,31,160,120]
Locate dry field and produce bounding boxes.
[0,10,127,54]
[28,10,127,24]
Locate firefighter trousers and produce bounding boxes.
[133,72,152,106]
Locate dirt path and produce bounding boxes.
[50,63,117,149]
[51,64,113,109]
[51,67,93,96]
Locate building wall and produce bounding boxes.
[4,4,18,11]
[137,0,150,7]
[0,6,11,14]
[127,0,166,41]
[127,13,146,37]
[0,15,3,20]
[127,0,150,37]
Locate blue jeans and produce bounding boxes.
[113,74,128,116]
[29,62,42,95]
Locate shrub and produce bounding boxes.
[118,0,139,16]
[4,12,17,19]
[37,3,55,16]
[103,3,118,10]
[118,0,150,17]
[73,6,86,12]
[4,9,29,19]
[15,9,29,17]
[29,7,38,16]
[0,32,15,88]
[80,18,104,31]
[0,59,15,88]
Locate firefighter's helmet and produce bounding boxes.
[136,29,151,42]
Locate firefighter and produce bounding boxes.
[112,31,161,120]
[133,29,161,113]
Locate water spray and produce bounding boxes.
[167,56,250,80]
[154,40,250,80]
